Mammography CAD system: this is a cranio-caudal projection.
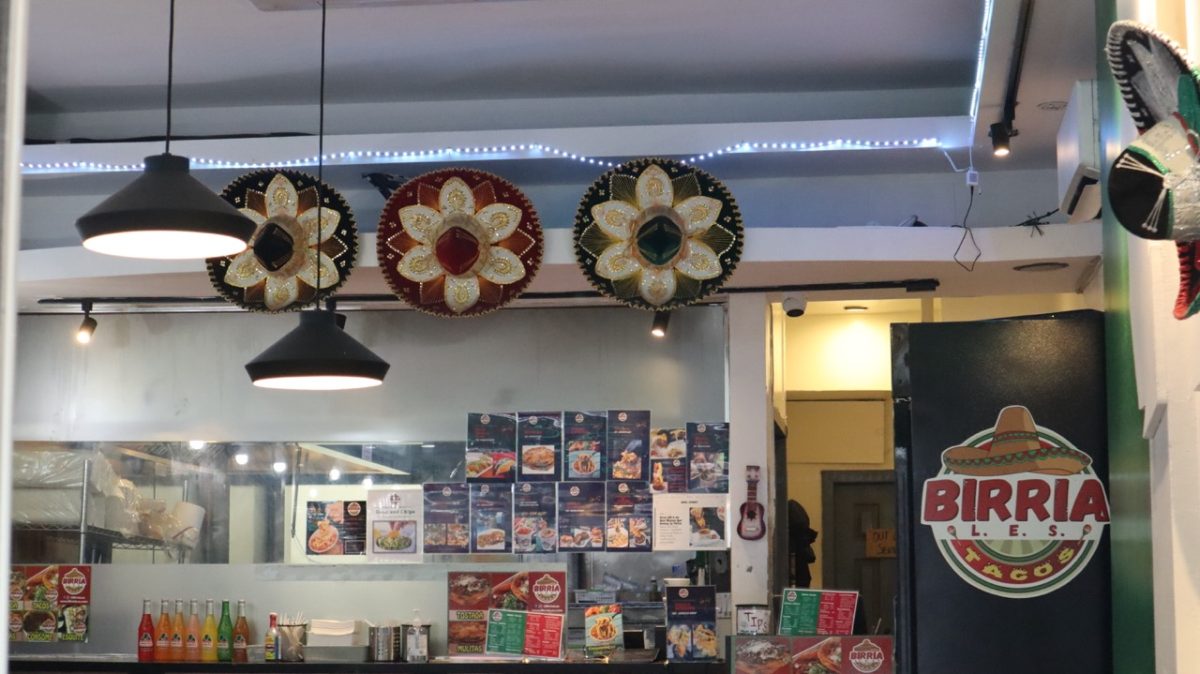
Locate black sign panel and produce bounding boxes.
[892,311,1111,674]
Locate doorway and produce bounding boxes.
[822,470,896,634]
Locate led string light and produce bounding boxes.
[21,137,942,175]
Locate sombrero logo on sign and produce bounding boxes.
[920,406,1110,598]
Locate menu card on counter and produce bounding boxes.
[650,427,688,494]
[686,422,730,493]
[513,483,558,554]
[466,413,517,483]
[557,482,606,551]
[366,487,422,563]
[306,500,366,555]
[422,483,471,554]
[732,635,894,674]
[608,410,650,481]
[447,571,567,656]
[778,588,859,636]
[564,411,606,481]
[485,609,565,660]
[9,565,91,643]
[518,412,562,482]
[469,484,514,553]
[605,482,653,551]
[652,493,730,551]
[583,604,623,657]
[665,585,718,661]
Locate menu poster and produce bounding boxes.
[652,493,730,551]
[513,483,558,554]
[732,636,895,674]
[423,483,471,554]
[650,427,688,461]
[686,422,730,493]
[651,457,688,494]
[9,565,91,643]
[605,482,653,551]
[466,413,517,483]
[518,412,563,482]
[583,604,624,657]
[557,482,607,551]
[306,500,367,555]
[485,609,565,660]
[470,484,514,553]
[366,488,422,563]
[778,588,859,637]
[448,571,567,655]
[564,411,606,481]
[665,585,719,661]
[608,410,650,481]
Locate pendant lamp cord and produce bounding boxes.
[165,0,175,154]
[314,0,327,310]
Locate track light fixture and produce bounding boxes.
[989,122,1016,157]
[651,311,671,338]
[75,301,97,345]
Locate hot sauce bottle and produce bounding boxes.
[154,598,172,662]
[264,612,279,662]
[232,600,251,663]
[170,599,186,662]
[185,599,202,662]
[200,599,219,662]
[137,599,155,662]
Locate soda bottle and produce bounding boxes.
[136,599,155,662]
[154,598,171,662]
[170,599,185,662]
[185,599,201,662]
[232,600,251,663]
[217,600,234,662]
[200,599,218,662]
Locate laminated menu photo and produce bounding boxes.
[366,487,422,562]
[557,482,606,551]
[608,410,650,481]
[564,411,606,480]
[665,585,719,662]
[650,427,688,494]
[605,482,653,551]
[422,483,471,554]
[466,413,517,482]
[306,500,367,555]
[687,422,730,493]
[9,565,91,644]
[513,482,558,554]
[652,493,730,551]
[583,604,623,657]
[448,570,567,656]
[470,484,513,553]
[518,412,562,482]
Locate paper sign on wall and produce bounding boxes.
[366,487,422,563]
[652,493,730,551]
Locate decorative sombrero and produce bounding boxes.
[376,168,542,317]
[1107,21,1200,318]
[207,171,357,312]
[942,406,1091,477]
[574,158,742,310]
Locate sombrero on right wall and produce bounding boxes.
[1106,21,1200,319]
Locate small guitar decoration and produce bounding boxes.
[737,465,766,540]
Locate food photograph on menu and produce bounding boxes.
[306,500,366,555]
[469,484,514,553]
[513,482,558,553]
[422,483,472,554]
[687,422,730,493]
[608,410,650,481]
[557,482,606,551]
[564,411,606,480]
[466,412,518,482]
[517,411,562,481]
[367,488,422,561]
[605,482,653,551]
[666,585,719,662]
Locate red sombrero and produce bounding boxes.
[942,406,1091,476]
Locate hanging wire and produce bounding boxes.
[164,0,176,154]
[953,186,982,272]
[314,0,328,310]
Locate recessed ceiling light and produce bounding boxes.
[273,461,287,473]
[188,440,207,451]
[234,452,249,466]
[329,468,341,481]
[362,477,374,487]
[843,305,869,312]
[1013,262,1069,272]
[421,443,436,449]
[1036,100,1068,111]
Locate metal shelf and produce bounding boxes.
[14,524,186,554]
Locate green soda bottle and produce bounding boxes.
[216,600,234,662]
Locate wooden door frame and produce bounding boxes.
[820,469,896,585]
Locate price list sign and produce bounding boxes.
[777,588,859,636]
[484,609,564,659]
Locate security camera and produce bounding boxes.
[783,295,808,318]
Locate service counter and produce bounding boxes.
[8,659,726,674]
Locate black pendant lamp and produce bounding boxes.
[75,0,254,259]
[245,1,389,391]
